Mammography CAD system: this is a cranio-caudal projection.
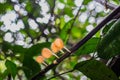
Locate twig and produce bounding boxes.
[94,0,117,10]
[67,0,84,34]
[48,70,74,80]
[31,6,120,80]
[8,74,11,80]
[52,69,65,80]
[94,0,120,19]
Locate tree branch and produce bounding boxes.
[94,0,120,19]
[31,6,120,80]
[94,0,117,10]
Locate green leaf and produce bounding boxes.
[60,19,74,42]
[25,2,33,13]
[25,1,41,17]
[0,21,3,26]
[75,38,100,55]
[0,3,13,14]
[0,78,2,80]
[102,19,117,35]
[1,70,9,79]
[2,41,27,54]
[29,29,40,38]
[59,0,65,3]
[60,17,65,29]
[5,60,17,78]
[113,0,120,4]
[84,0,92,5]
[64,6,73,17]
[97,19,120,59]
[71,27,81,38]
[67,0,75,6]
[74,59,118,80]
[23,56,40,79]
[26,42,51,57]
[46,0,54,9]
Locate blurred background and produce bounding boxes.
[0,0,119,80]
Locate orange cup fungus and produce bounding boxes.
[36,56,48,66]
[51,43,60,53]
[42,48,52,58]
[51,38,71,53]
[42,48,59,58]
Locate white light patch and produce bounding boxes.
[15,40,24,45]
[95,3,104,13]
[36,14,50,23]
[88,1,95,10]
[86,25,94,32]
[17,20,24,29]
[64,15,71,22]
[19,8,27,16]
[89,17,95,23]
[97,17,103,24]
[44,29,49,35]
[51,28,56,33]
[75,0,83,6]
[39,1,49,14]
[4,32,14,42]
[5,22,22,32]
[57,2,65,9]
[1,11,18,25]
[81,76,87,80]
[28,19,38,30]
[79,13,88,23]
[0,0,6,3]
[14,4,20,11]
[1,11,24,32]
[11,0,18,2]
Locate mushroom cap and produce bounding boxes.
[51,43,60,53]
[54,38,64,49]
[41,48,52,58]
[36,56,44,63]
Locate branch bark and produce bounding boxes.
[31,6,120,80]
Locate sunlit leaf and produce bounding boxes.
[71,27,81,38]
[67,0,75,6]
[60,19,74,42]
[29,29,40,38]
[84,0,92,5]
[5,60,17,78]
[64,6,73,17]
[0,3,13,14]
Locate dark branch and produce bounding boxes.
[94,0,117,10]
[31,6,120,80]
[94,0,120,19]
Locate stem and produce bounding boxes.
[31,6,120,80]
[48,70,74,80]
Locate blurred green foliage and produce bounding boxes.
[0,0,120,80]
